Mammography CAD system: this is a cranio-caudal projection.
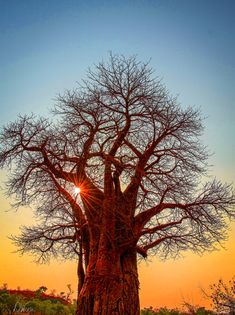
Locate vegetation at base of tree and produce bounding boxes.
[0,285,76,315]
[141,306,214,315]
[0,278,235,315]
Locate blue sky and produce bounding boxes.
[0,1,235,307]
[0,0,234,183]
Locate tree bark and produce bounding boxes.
[76,250,140,315]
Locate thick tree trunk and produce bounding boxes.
[76,250,140,315]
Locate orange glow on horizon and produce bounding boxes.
[0,174,234,309]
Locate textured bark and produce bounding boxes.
[76,250,139,315]
[121,251,140,315]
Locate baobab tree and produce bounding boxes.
[0,55,234,315]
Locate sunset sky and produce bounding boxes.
[0,0,234,309]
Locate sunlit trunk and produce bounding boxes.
[76,249,139,315]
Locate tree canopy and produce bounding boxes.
[1,54,234,314]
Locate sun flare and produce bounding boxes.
[74,187,81,194]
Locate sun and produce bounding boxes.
[74,186,81,194]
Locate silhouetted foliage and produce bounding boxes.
[208,278,235,314]
[141,306,214,315]
[1,54,234,314]
[183,301,215,315]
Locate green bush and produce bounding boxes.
[141,307,181,315]
[141,306,214,315]
[0,291,24,315]
[195,307,214,315]
[23,299,76,315]
[141,306,157,315]
[0,290,76,315]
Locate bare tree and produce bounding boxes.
[0,54,234,315]
[206,278,235,315]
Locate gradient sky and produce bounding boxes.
[0,0,234,309]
